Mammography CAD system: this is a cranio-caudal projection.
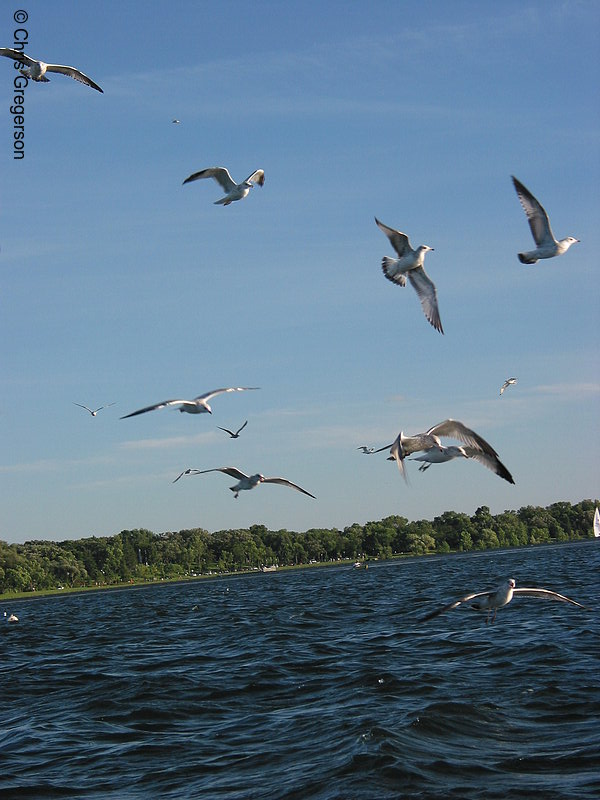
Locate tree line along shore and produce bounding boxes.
[1,499,597,598]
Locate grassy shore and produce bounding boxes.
[0,557,369,603]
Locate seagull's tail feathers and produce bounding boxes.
[381,257,406,286]
[214,197,231,205]
[518,252,538,264]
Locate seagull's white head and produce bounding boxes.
[507,578,516,589]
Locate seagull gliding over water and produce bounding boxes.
[121,388,259,418]
[375,217,443,334]
[422,578,587,624]
[173,466,315,499]
[183,167,265,205]
[511,176,579,264]
[0,47,103,92]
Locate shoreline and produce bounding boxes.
[2,539,592,605]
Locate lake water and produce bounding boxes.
[1,541,599,799]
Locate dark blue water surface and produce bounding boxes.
[1,541,599,800]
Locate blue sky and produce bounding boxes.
[1,0,599,544]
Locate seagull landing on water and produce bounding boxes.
[422,578,587,624]
[183,167,265,205]
[500,377,517,396]
[373,419,514,484]
[120,388,259,419]
[375,217,442,334]
[173,466,315,499]
[73,402,116,417]
[217,420,248,438]
[0,48,103,92]
[512,176,579,264]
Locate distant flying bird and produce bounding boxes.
[173,466,315,499]
[172,118,181,124]
[73,402,116,417]
[511,176,579,264]
[422,578,587,624]
[499,377,517,396]
[0,47,103,92]
[217,420,248,438]
[409,444,515,484]
[357,446,375,454]
[375,217,442,334]
[373,419,513,484]
[183,167,265,205]
[121,387,259,418]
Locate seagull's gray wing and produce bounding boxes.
[236,420,249,434]
[513,587,587,609]
[426,420,500,457]
[45,64,103,92]
[244,169,265,186]
[262,477,316,498]
[407,267,443,333]
[201,466,249,479]
[217,426,236,437]
[512,176,555,247]
[0,48,37,66]
[375,218,413,257]
[73,403,94,413]
[194,387,260,403]
[120,399,193,418]
[421,590,493,621]
[183,167,237,191]
[461,447,515,484]
[173,468,203,483]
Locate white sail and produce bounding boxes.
[594,507,600,538]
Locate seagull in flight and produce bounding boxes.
[0,47,103,92]
[217,420,248,438]
[375,217,442,334]
[183,167,265,205]
[373,419,513,484]
[511,176,579,264]
[422,578,587,624]
[173,466,315,499]
[357,446,375,454]
[500,377,518,396]
[121,387,259,418]
[409,444,514,484]
[73,402,116,417]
